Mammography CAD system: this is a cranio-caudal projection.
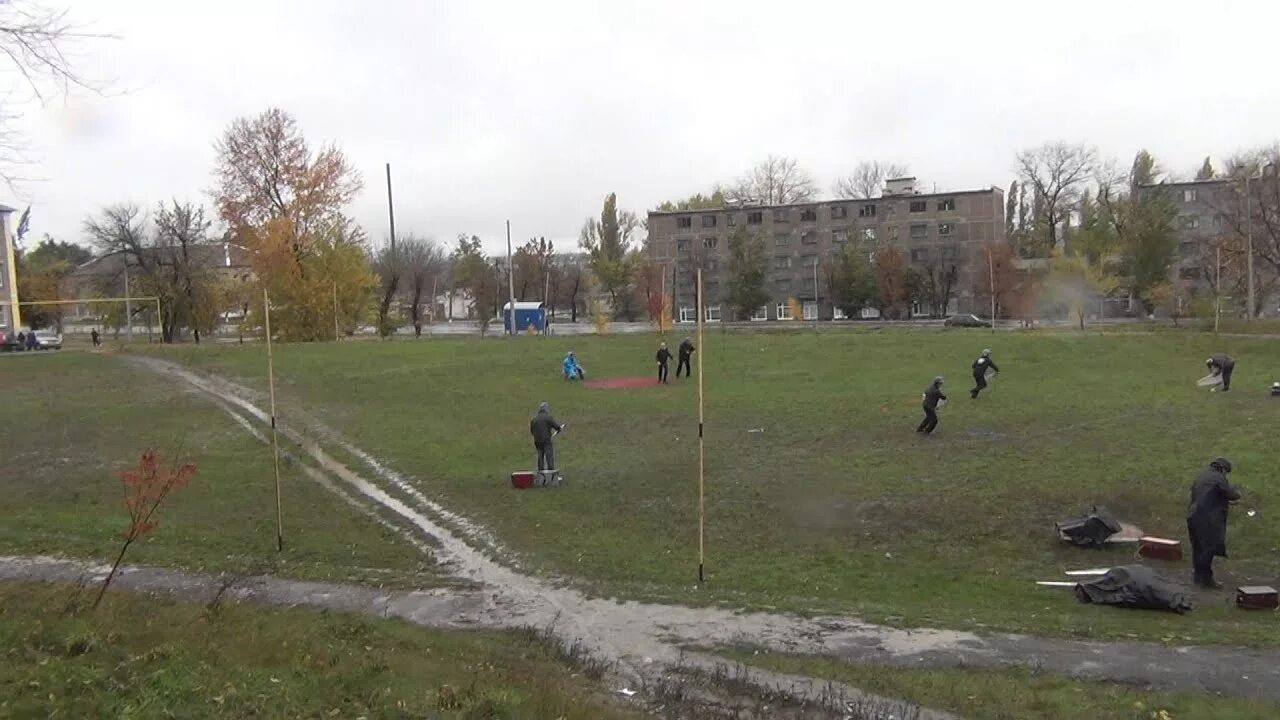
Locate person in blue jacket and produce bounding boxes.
[562,351,586,380]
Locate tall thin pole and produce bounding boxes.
[696,268,706,583]
[659,269,667,336]
[543,268,551,335]
[332,281,340,341]
[155,298,162,344]
[988,247,996,334]
[264,288,284,552]
[430,276,437,337]
[124,265,133,341]
[812,258,819,320]
[1245,175,1254,322]
[506,220,516,335]
[385,163,397,251]
[1215,244,1221,335]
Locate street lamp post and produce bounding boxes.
[1244,162,1276,321]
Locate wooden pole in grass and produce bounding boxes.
[264,288,284,552]
[696,268,706,583]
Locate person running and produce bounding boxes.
[677,337,695,379]
[529,401,564,478]
[1206,354,1235,392]
[1187,457,1242,589]
[90,328,101,348]
[562,351,585,380]
[970,348,999,399]
[917,376,946,435]
[655,342,672,384]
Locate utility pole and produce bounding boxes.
[812,257,819,320]
[123,264,133,341]
[385,163,397,251]
[506,220,516,335]
[987,246,996,334]
[1215,244,1222,335]
[1245,174,1254,322]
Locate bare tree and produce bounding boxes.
[1015,142,1097,251]
[1209,145,1280,316]
[371,243,404,338]
[831,161,910,199]
[399,235,445,337]
[721,155,818,206]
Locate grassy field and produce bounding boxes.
[728,650,1280,720]
[0,352,439,589]
[0,581,641,719]
[133,328,1280,646]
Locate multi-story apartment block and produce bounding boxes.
[1140,179,1233,290]
[646,178,1005,322]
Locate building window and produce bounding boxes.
[1179,267,1201,280]
[937,198,956,211]
[702,215,717,228]
[679,306,696,323]
[727,214,737,227]
[1179,241,1196,257]
[938,222,954,236]
[832,229,848,243]
[861,307,881,319]
[747,211,763,225]
[909,200,927,213]
[1183,216,1201,229]
[887,225,899,241]
[1183,189,1198,203]
[799,208,818,222]
[775,233,790,246]
[776,302,793,320]
[801,231,818,245]
[911,300,923,317]
[831,205,848,220]
[910,247,929,262]
[706,258,720,272]
[705,305,721,322]
[909,223,928,239]
[751,306,768,321]
[703,237,719,249]
[677,216,693,229]
[832,306,847,320]
[775,277,792,290]
[774,256,792,269]
[676,239,691,251]
[862,228,876,242]
[803,302,818,320]
[941,245,959,261]
[885,203,897,215]
[773,209,790,223]
[858,204,877,218]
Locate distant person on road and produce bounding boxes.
[970,348,999,399]
[1187,457,1242,589]
[90,328,101,347]
[16,331,25,351]
[25,331,37,351]
[530,401,564,476]
[656,342,672,384]
[677,337,695,379]
[917,376,946,435]
[562,351,585,380]
[1206,354,1235,392]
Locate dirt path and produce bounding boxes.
[86,356,1280,707]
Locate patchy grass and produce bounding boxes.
[0,581,642,719]
[726,650,1280,720]
[0,352,440,589]
[89,330,1280,643]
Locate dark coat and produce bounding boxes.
[1187,464,1241,558]
[530,409,562,445]
[678,339,695,359]
[922,381,946,409]
[972,356,999,376]
[1209,354,1235,372]
[656,348,672,364]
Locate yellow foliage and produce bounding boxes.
[787,296,803,321]
[590,299,611,335]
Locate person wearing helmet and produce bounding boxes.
[1187,457,1242,589]
[970,348,1000,399]
[1271,381,1280,397]
[1206,354,1235,392]
[530,401,565,477]
[562,351,585,380]
[916,376,946,435]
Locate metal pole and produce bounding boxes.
[430,276,437,337]
[813,258,819,320]
[543,268,551,335]
[696,268,706,584]
[124,265,133,341]
[155,298,162,344]
[264,288,284,553]
[1215,244,1221,335]
[506,220,516,335]
[659,269,666,335]
[1245,175,1254,321]
[385,163,396,251]
[988,247,996,334]
[332,281,340,341]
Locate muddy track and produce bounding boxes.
[91,356,1280,708]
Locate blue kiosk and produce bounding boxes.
[503,301,547,334]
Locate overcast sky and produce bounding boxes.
[7,0,1280,255]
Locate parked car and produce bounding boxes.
[944,313,992,328]
[33,329,63,350]
[0,331,20,352]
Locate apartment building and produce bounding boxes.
[646,178,1005,322]
[1138,179,1233,291]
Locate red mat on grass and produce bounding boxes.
[584,376,661,390]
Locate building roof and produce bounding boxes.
[1139,178,1230,189]
[647,186,1003,216]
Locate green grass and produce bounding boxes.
[0,352,440,589]
[727,650,1280,720]
[0,581,641,719]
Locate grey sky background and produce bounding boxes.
[8,0,1280,255]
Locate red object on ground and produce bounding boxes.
[511,471,535,489]
[1237,586,1279,610]
[584,377,662,390]
[1137,536,1182,561]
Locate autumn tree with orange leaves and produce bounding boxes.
[213,108,375,340]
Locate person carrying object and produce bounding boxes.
[562,351,586,380]
[1186,456,1242,589]
[1206,354,1235,392]
[677,337,695,379]
[917,376,946,435]
[656,342,672,384]
[970,348,999,399]
[530,401,565,476]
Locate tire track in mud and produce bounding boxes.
[117,355,1280,708]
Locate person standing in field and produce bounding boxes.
[1206,354,1235,392]
[676,337,695,379]
[917,376,946,435]
[970,348,999,399]
[655,342,672,384]
[91,328,101,347]
[1187,457,1241,589]
[530,401,564,476]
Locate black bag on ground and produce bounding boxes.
[1074,565,1193,614]
[1055,505,1121,547]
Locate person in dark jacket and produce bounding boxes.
[916,376,946,434]
[529,401,564,475]
[25,331,38,351]
[1206,354,1235,392]
[91,328,101,347]
[676,337,695,379]
[970,348,999,399]
[655,342,672,383]
[15,331,25,351]
[1271,381,1280,397]
[1186,457,1242,589]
